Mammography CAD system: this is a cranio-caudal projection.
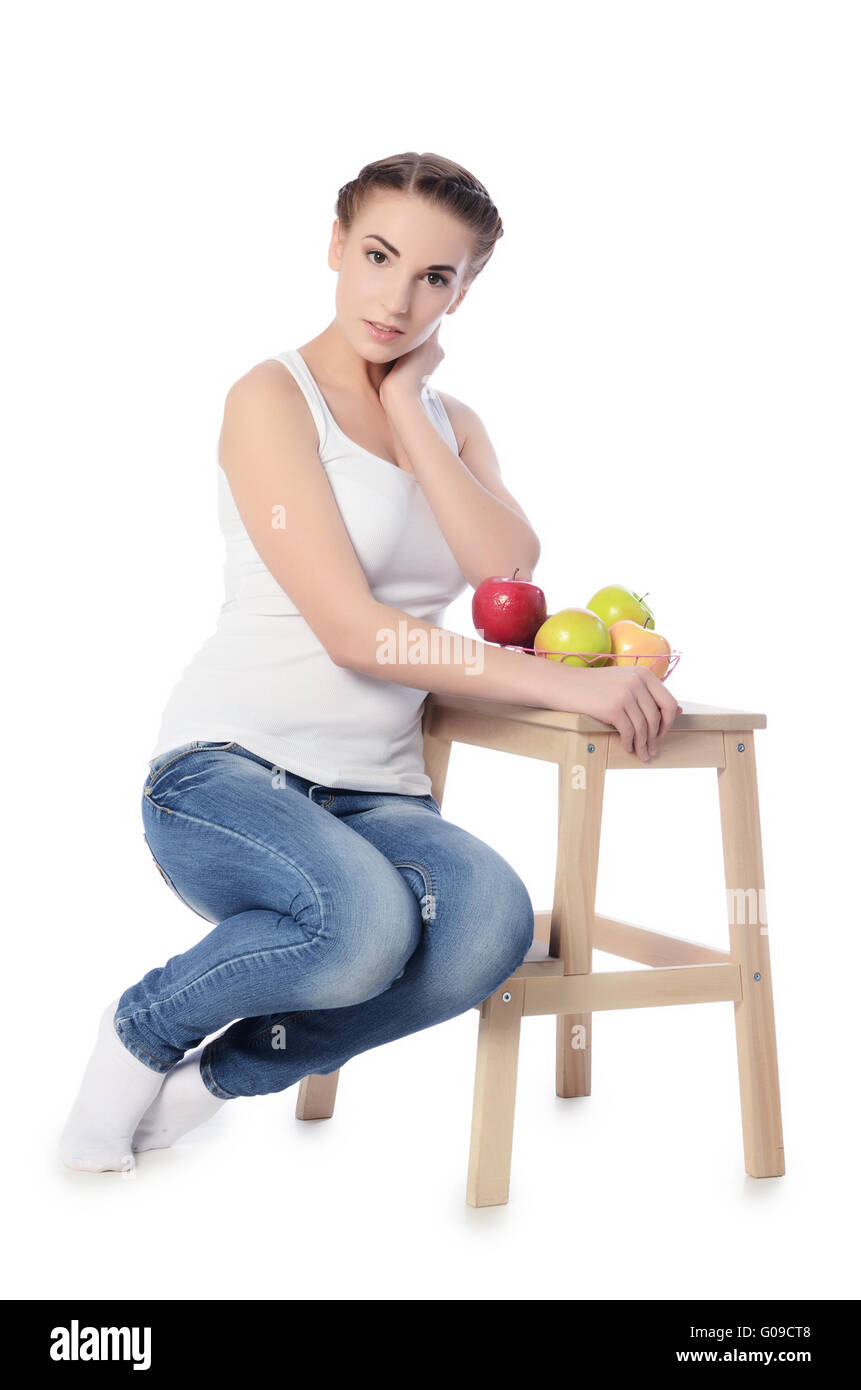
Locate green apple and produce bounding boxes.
[533,607,612,667]
[586,584,655,631]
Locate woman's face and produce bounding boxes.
[329,189,475,358]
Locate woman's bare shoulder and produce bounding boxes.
[432,388,469,456]
[226,357,301,397]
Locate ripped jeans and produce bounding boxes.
[115,740,535,1099]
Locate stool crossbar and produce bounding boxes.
[295,695,785,1207]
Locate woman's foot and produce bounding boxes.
[59,1000,167,1172]
[132,1046,226,1151]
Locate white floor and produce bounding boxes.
[10,737,858,1302]
[20,948,850,1302]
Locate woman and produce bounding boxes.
[60,151,680,1173]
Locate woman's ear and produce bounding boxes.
[448,282,472,315]
[327,218,345,273]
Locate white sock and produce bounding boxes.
[60,1000,167,1173]
[132,1045,227,1151]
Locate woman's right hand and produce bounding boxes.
[553,664,683,762]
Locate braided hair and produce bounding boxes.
[335,151,503,283]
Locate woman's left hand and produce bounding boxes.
[379,323,444,410]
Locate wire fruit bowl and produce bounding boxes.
[501,645,682,680]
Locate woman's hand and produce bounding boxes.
[553,665,683,762]
[379,323,444,410]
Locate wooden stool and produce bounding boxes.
[296,694,785,1207]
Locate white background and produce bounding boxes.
[3,0,858,1303]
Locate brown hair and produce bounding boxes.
[335,151,504,284]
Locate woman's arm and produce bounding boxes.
[218,363,680,759]
[435,389,539,532]
[383,390,541,588]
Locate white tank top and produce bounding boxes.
[148,347,469,794]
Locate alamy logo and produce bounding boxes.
[50,1320,151,1371]
[726,887,768,931]
[375,620,484,675]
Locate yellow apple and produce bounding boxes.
[609,620,671,679]
[587,584,655,630]
[533,608,612,667]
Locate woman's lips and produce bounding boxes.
[365,320,403,342]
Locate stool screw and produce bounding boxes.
[754,972,761,981]
[502,992,512,1003]
[737,742,745,752]
[587,743,595,754]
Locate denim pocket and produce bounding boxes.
[146,842,188,906]
[141,826,212,922]
[421,794,442,816]
[145,741,237,795]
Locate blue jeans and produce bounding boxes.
[116,740,535,1099]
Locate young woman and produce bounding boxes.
[60,151,680,1173]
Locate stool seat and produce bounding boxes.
[295,690,784,1207]
[421,694,766,729]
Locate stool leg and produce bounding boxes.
[557,1005,590,1095]
[296,1071,339,1120]
[467,979,526,1207]
[717,731,785,1177]
[554,733,607,1098]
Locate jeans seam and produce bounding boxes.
[139,803,329,939]
[201,1045,236,1100]
[114,921,331,1033]
[392,859,437,925]
[113,1018,173,1071]
[242,1010,311,1045]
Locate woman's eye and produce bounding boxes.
[365,249,449,287]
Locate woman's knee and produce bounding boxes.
[478,868,535,973]
[439,853,535,992]
[304,858,423,1007]
[502,871,538,965]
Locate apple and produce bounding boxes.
[472,568,547,647]
[609,620,671,679]
[533,607,612,667]
[587,584,655,631]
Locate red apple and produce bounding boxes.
[472,568,547,646]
